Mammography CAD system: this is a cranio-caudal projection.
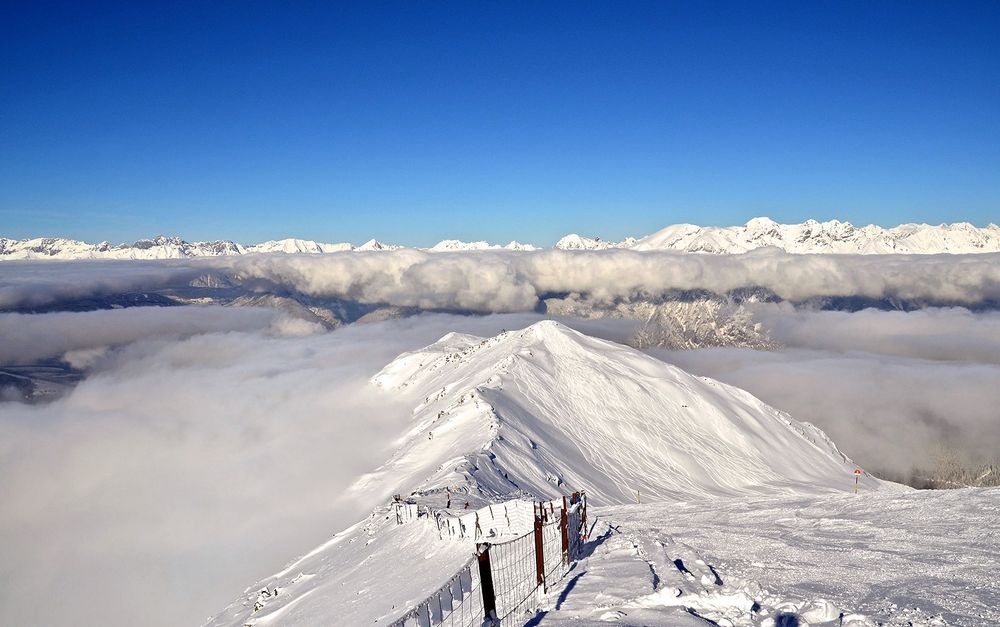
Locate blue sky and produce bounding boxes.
[2,1,998,246]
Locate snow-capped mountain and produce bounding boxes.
[358,320,878,505]
[0,235,251,260]
[0,235,399,259]
[544,297,776,350]
[553,233,638,250]
[6,218,998,260]
[206,322,895,627]
[557,217,1000,254]
[247,238,353,254]
[0,235,532,259]
[354,238,400,252]
[428,239,538,251]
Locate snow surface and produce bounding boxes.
[206,322,928,627]
[359,321,886,505]
[537,488,1000,626]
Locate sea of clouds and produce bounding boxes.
[0,303,624,627]
[3,248,1000,311]
[657,305,1000,475]
[1,251,999,627]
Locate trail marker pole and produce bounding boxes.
[854,468,862,493]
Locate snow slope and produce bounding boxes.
[206,322,897,627]
[357,321,881,506]
[539,488,1000,626]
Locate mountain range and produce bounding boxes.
[556,217,1000,254]
[3,218,999,259]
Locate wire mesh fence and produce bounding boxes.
[388,491,587,627]
[388,557,485,627]
[541,516,565,585]
[487,530,540,624]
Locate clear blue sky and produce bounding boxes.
[2,1,998,246]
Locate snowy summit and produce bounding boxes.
[206,322,895,627]
[363,320,878,503]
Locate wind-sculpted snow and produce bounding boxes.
[205,322,911,627]
[540,488,1000,626]
[5,249,999,312]
[357,321,890,505]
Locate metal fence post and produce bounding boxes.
[533,502,546,592]
[560,496,569,564]
[477,543,497,623]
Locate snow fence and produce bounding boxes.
[389,492,587,627]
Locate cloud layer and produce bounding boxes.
[3,253,999,627]
[0,310,636,627]
[654,305,1000,476]
[753,304,1000,365]
[0,306,315,366]
[4,249,1000,311]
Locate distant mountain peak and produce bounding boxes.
[3,218,998,260]
[603,217,1000,254]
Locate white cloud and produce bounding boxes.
[654,346,1000,476]
[0,311,632,627]
[4,250,1000,311]
[0,306,288,366]
[752,304,1000,365]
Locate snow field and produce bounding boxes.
[206,322,989,627]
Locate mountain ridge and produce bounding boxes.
[354,320,889,505]
[4,217,1000,259]
[556,217,1000,254]
[205,320,898,627]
